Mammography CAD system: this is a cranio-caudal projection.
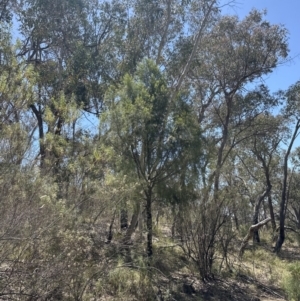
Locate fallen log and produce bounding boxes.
[239,217,271,258]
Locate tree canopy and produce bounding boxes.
[0,1,299,299]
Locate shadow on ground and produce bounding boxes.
[170,274,286,301]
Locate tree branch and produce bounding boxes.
[239,217,271,258]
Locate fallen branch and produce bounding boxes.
[239,217,271,258]
[238,274,284,299]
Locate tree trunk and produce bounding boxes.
[233,211,239,230]
[30,104,45,169]
[106,210,116,244]
[146,186,153,258]
[138,207,144,240]
[123,203,140,244]
[268,194,276,231]
[252,188,271,243]
[252,130,280,238]
[274,220,285,253]
[274,120,300,253]
[120,208,128,231]
[213,94,232,195]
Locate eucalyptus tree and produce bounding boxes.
[180,10,289,195]
[12,0,86,169]
[233,114,287,241]
[120,0,219,80]
[285,161,300,231]
[171,10,288,277]
[275,81,300,252]
[9,0,221,173]
[11,0,126,172]
[249,115,287,236]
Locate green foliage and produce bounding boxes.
[102,59,201,184]
[0,0,299,299]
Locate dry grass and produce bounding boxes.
[91,222,300,300]
[151,228,296,301]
